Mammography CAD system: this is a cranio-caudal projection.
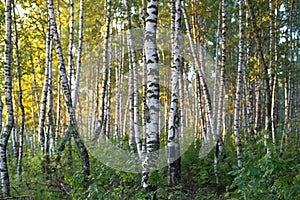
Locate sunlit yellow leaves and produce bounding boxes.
[262,16,270,22]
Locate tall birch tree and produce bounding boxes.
[141,0,160,192]
[73,0,84,109]
[168,0,181,186]
[13,1,25,178]
[124,0,142,158]
[95,0,111,138]
[1,0,13,196]
[216,0,226,161]
[47,0,89,177]
[233,0,243,170]
[67,0,75,92]
[38,22,51,154]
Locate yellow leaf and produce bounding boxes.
[262,16,270,22]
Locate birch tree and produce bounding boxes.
[280,0,295,158]
[1,0,13,196]
[13,1,25,178]
[168,0,181,186]
[114,36,122,139]
[124,0,142,158]
[73,0,84,109]
[141,0,160,191]
[68,0,75,91]
[38,22,51,154]
[269,0,277,146]
[47,0,89,177]
[213,3,221,126]
[233,0,243,170]
[215,0,226,162]
[245,0,272,154]
[95,0,111,138]
[181,1,214,140]
[47,42,54,157]
[141,0,148,155]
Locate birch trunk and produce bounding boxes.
[38,23,51,153]
[280,0,294,157]
[55,74,61,142]
[47,0,89,177]
[129,56,136,155]
[269,0,277,146]
[195,73,208,143]
[181,2,214,139]
[73,0,84,109]
[55,0,62,141]
[114,39,121,139]
[68,0,74,93]
[213,3,221,127]
[13,2,25,178]
[44,29,53,175]
[245,0,272,154]
[93,54,100,134]
[233,0,243,170]
[141,0,148,155]
[141,0,160,191]
[47,44,54,158]
[244,8,255,139]
[95,0,111,138]
[168,0,181,186]
[123,0,142,157]
[1,0,13,196]
[215,0,226,163]
[105,56,111,137]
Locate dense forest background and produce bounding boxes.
[0,0,299,199]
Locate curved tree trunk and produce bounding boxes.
[47,0,89,177]
[181,1,213,139]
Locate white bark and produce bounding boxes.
[124,0,142,158]
[68,0,75,94]
[95,0,111,137]
[141,0,148,156]
[13,2,25,177]
[233,0,243,170]
[168,0,181,186]
[47,0,89,176]
[73,0,84,109]
[213,3,221,127]
[38,22,51,153]
[141,0,160,190]
[47,34,54,157]
[1,0,13,196]
[181,2,214,139]
[215,0,226,161]
[114,41,121,139]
